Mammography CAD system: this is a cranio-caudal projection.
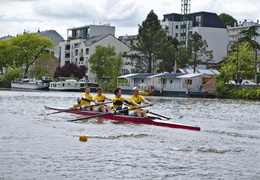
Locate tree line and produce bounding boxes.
[0,10,259,90]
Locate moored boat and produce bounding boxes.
[11,78,49,90]
[79,79,99,92]
[49,78,81,91]
[44,105,200,131]
[138,84,156,96]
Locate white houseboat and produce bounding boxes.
[11,78,49,90]
[49,78,81,91]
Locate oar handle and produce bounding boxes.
[115,104,151,113]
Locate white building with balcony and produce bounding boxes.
[59,24,131,81]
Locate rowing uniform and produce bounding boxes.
[80,93,93,106]
[93,94,107,111]
[128,95,145,116]
[112,96,126,110]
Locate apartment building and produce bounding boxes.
[161,11,229,64]
[227,19,260,73]
[59,24,131,81]
[227,19,260,43]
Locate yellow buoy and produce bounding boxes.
[187,107,191,110]
[79,135,88,142]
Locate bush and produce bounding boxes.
[0,68,22,88]
[216,80,260,100]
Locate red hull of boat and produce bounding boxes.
[44,106,200,131]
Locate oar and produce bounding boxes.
[42,102,112,116]
[67,105,151,122]
[147,111,171,120]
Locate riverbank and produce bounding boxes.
[217,83,260,100]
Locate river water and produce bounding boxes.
[0,89,259,180]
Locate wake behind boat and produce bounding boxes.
[44,105,200,131]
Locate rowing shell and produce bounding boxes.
[44,106,200,131]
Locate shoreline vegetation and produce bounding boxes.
[216,83,260,100]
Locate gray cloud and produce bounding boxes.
[0,0,259,38]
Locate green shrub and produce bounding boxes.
[0,68,22,88]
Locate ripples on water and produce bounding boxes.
[0,90,259,180]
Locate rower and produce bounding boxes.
[93,87,112,112]
[112,87,131,115]
[79,86,93,111]
[128,87,153,117]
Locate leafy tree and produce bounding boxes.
[240,26,260,47]
[0,68,23,88]
[29,66,49,80]
[157,36,180,72]
[240,26,260,83]
[187,32,213,72]
[89,45,123,81]
[219,13,237,27]
[126,10,169,73]
[54,63,87,79]
[0,40,10,74]
[220,42,254,81]
[178,46,190,68]
[8,33,55,77]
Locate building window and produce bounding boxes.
[175,25,178,29]
[196,16,201,22]
[65,45,70,50]
[65,53,70,58]
[185,79,192,85]
[75,49,78,56]
[195,16,201,26]
[175,33,178,37]
[86,48,89,55]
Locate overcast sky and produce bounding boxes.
[1,0,259,39]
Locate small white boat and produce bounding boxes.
[49,79,81,91]
[78,79,99,91]
[11,79,49,90]
[79,79,88,91]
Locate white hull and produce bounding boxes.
[49,80,81,91]
[11,82,49,90]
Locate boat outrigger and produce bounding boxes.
[44,106,200,131]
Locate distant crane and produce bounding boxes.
[180,0,191,46]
